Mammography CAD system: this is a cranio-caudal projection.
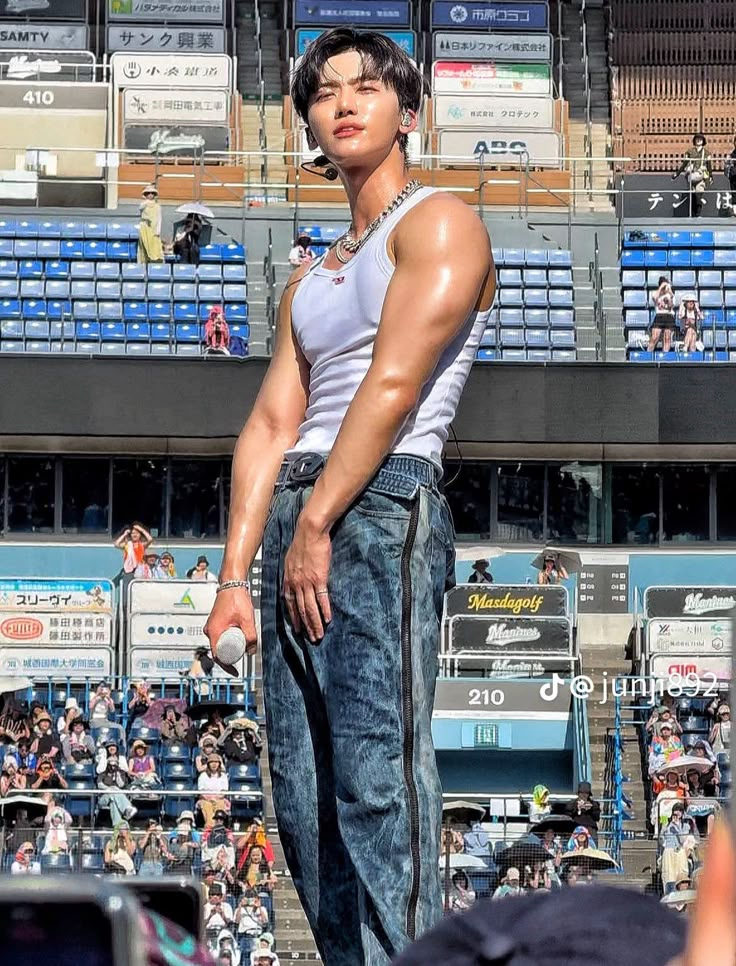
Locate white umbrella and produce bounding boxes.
[455,546,505,561]
[0,676,31,694]
[661,889,697,907]
[438,853,487,870]
[655,755,715,778]
[175,202,214,219]
[560,847,618,871]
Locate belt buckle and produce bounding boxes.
[289,453,325,483]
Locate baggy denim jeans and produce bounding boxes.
[261,455,455,966]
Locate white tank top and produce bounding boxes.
[286,186,491,469]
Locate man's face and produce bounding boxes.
[306,49,408,171]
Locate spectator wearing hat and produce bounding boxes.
[647,703,682,736]
[97,740,137,824]
[649,722,685,783]
[686,739,719,795]
[128,738,161,789]
[155,551,177,580]
[564,781,601,836]
[236,819,275,871]
[61,718,95,764]
[660,801,699,893]
[168,809,201,872]
[709,704,730,754]
[468,559,493,584]
[651,770,688,829]
[42,805,71,857]
[11,841,39,875]
[135,549,160,581]
[188,555,218,582]
[138,184,164,264]
[197,734,220,773]
[127,680,152,736]
[204,305,231,357]
[56,696,81,736]
[678,295,704,354]
[139,819,174,876]
[253,954,280,966]
[234,893,270,961]
[197,753,230,827]
[221,719,262,766]
[104,823,137,875]
[30,711,61,760]
[0,755,26,796]
[673,133,713,217]
[493,867,522,899]
[685,767,720,834]
[565,826,596,852]
[538,554,568,585]
[528,784,551,824]
[114,522,154,587]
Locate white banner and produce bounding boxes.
[0,612,113,646]
[129,578,217,614]
[647,620,732,655]
[0,646,112,677]
[650,654,731,682]
[432,61,551,95]
[129,645,241,678]
[130,612,213,650]
[0,578,114,613]
[433,93,554,129]
[108,0,225,23]
[123,87,228,123]
[111,52,231,90]
[438,129,561,166]
[107,25,226,52]
[433,31,552,62]
[0,24,88,49]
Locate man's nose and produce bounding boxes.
[335,86,358,117]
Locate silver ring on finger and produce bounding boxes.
[316,590,329,596]
[284,592,295,601]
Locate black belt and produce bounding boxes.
[276,453,441,489]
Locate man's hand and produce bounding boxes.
[283,514,332,643]
[204,587,259,657]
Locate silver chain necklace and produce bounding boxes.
[333,179,423,265]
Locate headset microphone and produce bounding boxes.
[300,155,339,181]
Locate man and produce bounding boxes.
[672,133,712,218]
[468,558,493,584]
[205,27,494,965]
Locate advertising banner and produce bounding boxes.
[647,619,731,655]
[0,577,113,613]
[111,52,231,89]
[0,23,88,48]
[108,0,224,23]
[650,654,731,683]
[433,93,554,129]
[129,646,240,678]
[123,123,229,152]
[129,579,217,614]
[0,80,107,109]
[438,128,561,166]
[434,678,571,715]
[616,173,727,221]
[0,0,86,19]
[295,26,414,56]
[432,61,551,95]
[107,24,226,52]
[123,87,228,123]
[0,50,95,82]
[294,0,410,26]
[0,646,112,677]
[444,583,568,619]
[130,612,212,651]
[433,31,552,62]
[448,615,572,654]
[431,1,549,31]
[644,586,736,619]
[0,612,112,646]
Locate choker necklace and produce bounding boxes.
[334,179,423,265]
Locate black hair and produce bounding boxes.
[693,132,706,145]
[658,276,669,286]
[291,27,424,158]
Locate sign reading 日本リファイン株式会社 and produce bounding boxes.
[433,31,552,61]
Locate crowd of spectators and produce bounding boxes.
[646,277,704,354]
[113,522,219,587]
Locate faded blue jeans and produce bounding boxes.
[261,455,455,966]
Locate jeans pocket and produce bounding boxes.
[352,489,416,520]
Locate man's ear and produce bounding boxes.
[305,127,318,151]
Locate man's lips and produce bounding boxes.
[333,124,363,138]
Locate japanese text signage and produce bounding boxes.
[617,174,726,221]
[0,646,111,677]
[448,616,572,654]
[647,620,732,655]
[0,23,88,48]
[438,129,561,167]
[645,586,736,619]
[0,578,114,613]
[434,93,554,129]
[129,646,236,678]
[577,564,629,614]
[433,31,551,62]
[0,0,86,19]
[109,0,224,22]
[123,87,228,123]
[431,1,548,31]
[294,0,410,26]
[108,25,226,52]
[111,52,232,89]
[432,62,551,96]
[444,584,568,619]
[295,26,414,56]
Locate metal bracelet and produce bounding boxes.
[217,579,250,593]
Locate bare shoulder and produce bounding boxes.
[394,191,491,257]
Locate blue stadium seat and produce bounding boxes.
[83,241,106,260]
[0,320,21,338]
[622,250,645,268]
[13,239,37,259]
[60,240,84,259]
[162,782,194,819]
[552,349,577,361]
[96,281,121,300]
[46,280,70,299]
[644,250,668,267]
[0,219,16,236]
[698,270,722,287]
[499,289,523,306]
[692,249,715,267]
[499,269,522,287]
[623,290,647,308]
[700,290,723,308]
[672,270,696,288]
[123,302,147,321]
[501,349,527,360]
[0,239,12,257]
[499,308,523,327]
[222,264,246,282]
[692,231,714,247]
[99,301,123,320]
[47,300,71,320]
[0,259,17,278]
[161,742,190,762]
[197,264,222,281]
[24,320,49,340]
[175,323,201,343]
[96,262,121,280]
[84,222,106,239]
[70,261,95,279]
[176,344,201,356]
[101,323,126,343]
[522,269,547,287]
[106,241,133,260]
[549,289,574,307]
[73,301,97,320]
[76,321,100,340]
[524,309,548,327]
[50,321,74,340]
[107,222,137,240]
[163,761,193,781]
[222,243,246,262]
[122,264,146,282]
[665,231,690,247]
[147,282,172,300]
[548,250,572,268]
[19,260,42,279]
[725,291,736,308]
[174,302,197,321]
[703,309,725,326]
[723,271,736,288]
[715,249,736,267]
[0,279,18,298]
[20,280,43,299]
[551,329,576,347]
[46,261,69,279]
[37,240,60,259]
[0,298,20,318]
[122,282,146,300]
[198,283,223,301]
[61,221,83,238]
[523,289,548,307]
[500,328,525,347]
[526,329,550,347]
[147,263,171,281]
[199,244,222,262]
[479,329,497,347]
[148,302,171,321]
[126,322,151,341]
[71,280,95,299]
[667,249,691,267]
[527,349,552,362]
[476,348,498,361]
[549,309,575,328]
[173,282,197,301]
[15,221,40,238]
[548,269,572,288]
[223,284,247,302]
[173,263,197,280]
[37,221,61,238]
[502,248,525,267]
[524,249,549,267]
[22,299,46,319]
[151,322,172,342]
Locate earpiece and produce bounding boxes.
[401,112,412,127]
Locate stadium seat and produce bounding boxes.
[0,239,12,257]
[41,853,72,874]
[174,302,197,322]
[46,280,70,299]
[14,240,37,259]
[37,240,60,259]
[624,309,650,328]
[0,219,16,236]
[703,330,728,349]
[726,291,736,308]
[122,282,146,300]
[22,299,46,319]
[148,302,171,321]
[97,281,121,299]
[622,250,645,268]
[499,269,522,287]
[106,242,132,260]
[151,342,172,355]
[526,329,551,347]
[223,284,247,302]
[548,250,572,268]
[126,322,151,341]
[71,280,95,299]
[524,309,548,327]
[99,301,123,320]
[0,320,21,338]
[551,329,576,347]
[524,249,549,267]
[723,271,736,288]
[46,261,69,279]
[198,283,223,302]
[644,250,667,267]
[73,301,97,320]
[84,222,106,239]
[692,249,715,267]
[499,289,523,307]
[222,243,246,262]
[692,231,714,247]
[623,290,647,308]
[479,329,497,348]
[223,304,248,323]
[38,221,62,238]
[500,328,525,347]
[0,279,18,298]
[173,263,197,280]
[501,349,526,361]
[176,344,201,356]
[147,263,171,281]
[548,269,572,288]
[147,282,172,300]
[671,270,696,288]
[173,283,197,301]
[20,280,43,299]
[523,289,548,307]
[96,262,121,280]
[47,300,71,320]
[552,349,577,361]
[522,269,547,287]
[698,270,722,287]
[476,348,498,361]
[499,308,523,327]
[700,290,723,308]
[223,264,246,282]
[70,261,95,279]
[76,321,100,340]
[197,264,222,281]
[502,249,525,267]
[50,321,74,340]
[61,221,83,238]
[0,259,17,278]
[83,241,106,260]
[150,322,172,342]
[124,302,147,321]
[667,249,691,267]
[175,323,201,343]
[549,289,574,307]
[0,298,20,318]
[715,249,736,267]
[527,349,552,361]
[19,260,43,279]
[163,761,193,781]
[60,240,84,259]
[122,263,146,280]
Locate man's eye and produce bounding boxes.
[358,85,377,93]
[315,91,332,102]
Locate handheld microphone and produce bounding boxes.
[300,155,339,181]
[214,627,246,675]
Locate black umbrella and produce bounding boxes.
[528,814,578,838]
[172,218,212,247]
[496,837,550,874]
[185,699,244,720]
[0,794,48,822]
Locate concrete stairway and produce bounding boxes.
[561,0,612,212]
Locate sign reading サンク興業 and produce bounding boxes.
[444,584,568,619]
